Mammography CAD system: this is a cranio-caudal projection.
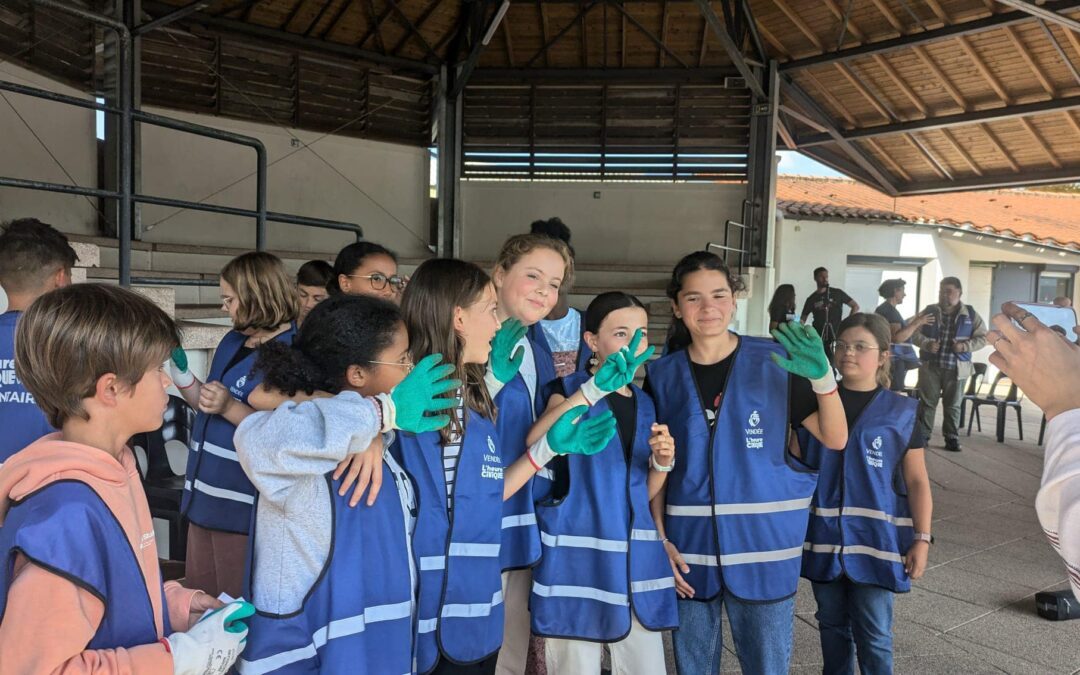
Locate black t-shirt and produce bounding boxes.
[802,287,853,337]
[551,379,636,463]
[874,301,904,328]
[837,385,925,450]
[643,353,818,429]
[224,345,255,375]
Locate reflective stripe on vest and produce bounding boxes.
[646,337,819,602]
[182,326,295,533]
[531,372,677,641]
[801,388,917,592]
[394,410,505,674]
[495,335,555,571]
[0,480,167,649]
[239,469,415,675]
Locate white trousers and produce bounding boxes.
[544,616,667,675]
[495,568,533,675]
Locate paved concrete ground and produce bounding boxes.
[650,403,1078,674]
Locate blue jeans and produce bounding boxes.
[811,578,895,675]
[672,592,795,675]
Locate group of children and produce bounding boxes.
[0,217,933,675]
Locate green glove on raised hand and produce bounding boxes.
[579,328,655,404]
[546,405,617,456]
[387,354,461,434]
[770,321,833,385]
[489,318,528,384]
[169,346,195,389]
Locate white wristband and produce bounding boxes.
[578,377,607,406]
[373,392,396,433]
[527,435,558,469]
[810,369,838,395]
[650,454,674,472]
[483,366,506,399]
[170,363,195,390]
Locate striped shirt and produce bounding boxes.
[443,395,466,511]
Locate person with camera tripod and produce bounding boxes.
[800,267,860,362]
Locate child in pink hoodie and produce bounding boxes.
[0,283,253,675]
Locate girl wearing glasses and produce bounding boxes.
[234,293,460,674]
[394,258,614,675]
[798,312,932,675]
[645,251,848,674]
[331,241,407,302]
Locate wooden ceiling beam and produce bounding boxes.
[1018,116,1062,167]
[803,70,858,126]
[1004,25,1055,95]
[608,0,688,67]
[525,0,600,67]
[659,0,670,66]
[301,0,335,36]
[387,0,441,54]
[922,0,950,23]
[912,44,968,110]
[979,122,1021,171]
[868,0,905,32]
[823,0,866,43]
[957,35,1011,102]
[938,128,984,175]
[698,16,708,65]
[503,16,515,65]
[772,0,824,50]
[537,0,549,66]
[382,0,438,60]
[363,0,386,52]
[757,20,791,58]
[315,0,354,39]
[835,62,892,122]
[904,133,953,179]
[865,138,913,182]
[581,0,588,67]
[872,53,928,115]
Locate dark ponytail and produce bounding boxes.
[664,251,745,354]
[256,294,403,395]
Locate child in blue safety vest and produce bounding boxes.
[0,284,252,674]
[798,312,933,675]
[233,293,461,675]
[170,251,298,599]
[645,251,849,675]
[526,291,677,674]
[393,258,616,675]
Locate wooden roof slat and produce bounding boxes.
[939,127,984,174]
[771,0,825,51]
[1018,116,1063,167]
[871,52,928,115]
[865,137,913,181]
[956,34,1011,103]
[912,44,969,110]
[979,122,1021,171]
[1004,25,1056,96]
[834,62,892,122]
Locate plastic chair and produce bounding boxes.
[959,363,989,423]
[966,372,1024,443]
[130,395,193,561]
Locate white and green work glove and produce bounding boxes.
[528,405,618,467]
[169,347,195,390]
[578,329,655,405]
[484,318,528,397]
[375,353,461,434]
[769,321,837,394]
[166,600,254,675]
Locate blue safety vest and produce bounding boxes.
[531,372,677,642]
[0,480,170,648]
[495,335,556,571]
[0,311,54,464]
[527,308,592,374]
[392,410,505,674]
[182,327,296,534]
[239,468,416,675]
[919,305,975,363]
[646,337,819,602]
[802,389,917,593]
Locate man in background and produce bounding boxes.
[801,266,859,360]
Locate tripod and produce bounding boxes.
[816,286,840,363]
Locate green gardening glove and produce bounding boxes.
[579,329,655,404]
[770,321,831,380]
[546,405,617,456]
[489,318,528,384]
[169,347,195,389]
[387,354,461,434]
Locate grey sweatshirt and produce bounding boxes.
[234,391,416,615]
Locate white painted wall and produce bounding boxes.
[0,63,98,234]
[460,181,746,265]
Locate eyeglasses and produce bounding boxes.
[347,272,407,292]
[832,341,882,355]
[367,359,414,373]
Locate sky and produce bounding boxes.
[777,150,845,178]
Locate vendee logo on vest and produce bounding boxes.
[230,375,247,398]
[482,435,503,480]
[745,410,764,450]
[865,435,884,469]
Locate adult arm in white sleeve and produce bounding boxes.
[1037,408,1080,597]
[234,391,382,507]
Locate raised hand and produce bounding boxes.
[389,354,461,433]
[770,321,831,381]
[581,329,655,403]
[546,405,617,456]
[489,318,527,384]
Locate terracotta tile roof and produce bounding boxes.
[776,177,1080,251]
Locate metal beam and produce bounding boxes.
[526,0,601,66]
[470,66,737,82]
[798,94,1080,146]
[142,1,439,73]
[606,0,689,68]
[898,164,1080,193]
[133,0,211,34]
[436,66,462,257]
[382,0,439,59]
[451,0,503,98]
[780,74,898,194]
[694,0,766,98]
[780,0,1080,71]
[994,0,1080,33]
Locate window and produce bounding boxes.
[1037,271,1073,304]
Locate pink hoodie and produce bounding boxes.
[0,436,205,674]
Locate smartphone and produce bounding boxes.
[1013,302,1077,335]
